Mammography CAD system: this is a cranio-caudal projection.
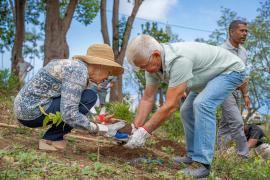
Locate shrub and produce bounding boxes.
[106,102,134,123]
[160,111,185,140]
[0,69,20,97]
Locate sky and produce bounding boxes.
[1,0,268,114]
[67,0,261,57]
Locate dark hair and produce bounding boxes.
[229,20,247,30]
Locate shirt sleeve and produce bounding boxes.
[168,57,193,87]
[60,65,95,131]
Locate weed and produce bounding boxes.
[145,138,158,146]
[161,146,174,155]
[88,153,98,161]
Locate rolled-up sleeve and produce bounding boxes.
[60,65,94,131]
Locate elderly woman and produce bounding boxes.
[14,44,125,151]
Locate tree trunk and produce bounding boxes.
[11,0,26,77]
[44,0,77,65]
[112,0,119,56]
[109,0,143,101]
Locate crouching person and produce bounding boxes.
[244,124,270,160]
[13,44,125,151]
[124,34,246,178]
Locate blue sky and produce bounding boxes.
[67,0,261,57]
[2,0,262,69]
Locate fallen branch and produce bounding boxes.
[0,122,19,128]
[0,122,111,144]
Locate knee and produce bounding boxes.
[193,99,214,113]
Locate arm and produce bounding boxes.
[60,67,95,131]
[134,84,159,127]
[143,82,187,133]
[238,77,250,109]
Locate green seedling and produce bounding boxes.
[88,153,98,161]
[39,105,63,127]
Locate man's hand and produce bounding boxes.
[244,96,251,110]
[124,127,151,149]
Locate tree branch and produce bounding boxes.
[112,0,119,56]
[100,0,110,45]
[63,0,78,32]
[118,0,142,63]
[8,0,15,24]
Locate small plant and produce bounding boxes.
[39,105,62,127]
[106,102,134,123]
[88,153,98,161]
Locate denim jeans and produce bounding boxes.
[180,71,245,165]
[18,89,97,141]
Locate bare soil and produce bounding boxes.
[0,102,187,178]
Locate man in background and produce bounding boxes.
[218,20,250,158]
[244,124,270,160]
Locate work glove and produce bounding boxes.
[131,123,138,134]
[124,127,151,149]
[94,121,125,137]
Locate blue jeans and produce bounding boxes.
[18,89,97,141]
[180,71,245,165]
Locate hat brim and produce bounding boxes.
[73,55,124,76]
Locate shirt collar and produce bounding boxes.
[225,39,244,51]
[160,44,166,73]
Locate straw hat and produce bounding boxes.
[73,44,124,76]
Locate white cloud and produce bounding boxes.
[120,0,178,21]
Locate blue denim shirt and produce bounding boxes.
[14,59,95,131]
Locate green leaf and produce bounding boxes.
[81,166,91,175]
[43,116,50,127]
[39,105,48,116]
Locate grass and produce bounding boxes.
[1,97,270,179]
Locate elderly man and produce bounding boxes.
[125,34,246,178]
[218,20,250,158]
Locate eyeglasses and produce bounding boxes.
[136,55,152,71]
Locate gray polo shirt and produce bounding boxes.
[145,42,245,92]
[220,40,247,64]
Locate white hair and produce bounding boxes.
[126,34,163,67]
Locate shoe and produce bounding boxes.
[181,161,210,178]
[39,139,67,151]
[172,156,193,164]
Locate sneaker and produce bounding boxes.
[181,161,210,178]
[39,139,67,151]
[172,156,193,164]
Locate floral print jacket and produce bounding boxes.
[14,59,95,131]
